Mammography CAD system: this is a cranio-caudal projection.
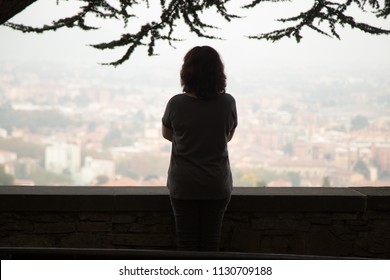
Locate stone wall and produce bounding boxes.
[0,186,389,258]
[1,212,175,250]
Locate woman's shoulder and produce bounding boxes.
[166,93,186,106]
[223,93,235,99]
[220,93,236,104]
[169,93,187,102]
[168,93,235,104]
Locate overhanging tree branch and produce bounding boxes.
[248,0,390,42]
[0,0,37,25]
[2,0,390,66]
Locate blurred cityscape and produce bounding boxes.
[1,61,390,187]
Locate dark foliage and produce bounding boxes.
[248,0,390,42]
[4,0,390,66]
[0,102,74,133]
[351,115,369,130]
[353,159,370,179]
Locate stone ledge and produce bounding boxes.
[1,186,389,213]
[0,247,366,260]
[351,187,390,211]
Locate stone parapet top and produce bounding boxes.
[0,186,389,212]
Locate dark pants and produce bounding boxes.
[170,196,231,251]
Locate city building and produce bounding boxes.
[74,156,115,185]
[0,150,17,175]
[45,143,81,175]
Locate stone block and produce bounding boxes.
[334,213,359,220]
[251,217,285,230]
[110,233,174,247]
[285,219,311,232]
[112,214,137,224]
[27,213,77,223]
[78,222,111,232]
[113,223,131,233]
[370,219,390,228]
[307,214,333,225]
[367,238,389,254]
[113,222,174,234]
[130,223,173,233]
[348,225,368,232]
[231,228,261,252]
[128,223,149,233]
[0,234,55,247]
[295,222,312,232]
[137,214,172,225]
[330,224,350,238]
[225,213,250,223]
[260,235,291,253]
[26,213,57,223]
[352,238,371,257]
[346,220,368,226]
[250,217,272,230]
[251,216,310,232]
[303,230,353,256]
[260,229,294,236]
[34,222,76,234]
[278,213,304,220]
[289,235,306,255]
[0,222,34,232]
[60,233,108,248]
[0,213,24,223]
[366,210,390,219]
[79,213,112,222]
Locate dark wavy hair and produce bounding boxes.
[180,46,226,100]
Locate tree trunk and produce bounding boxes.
[0,0,37,25]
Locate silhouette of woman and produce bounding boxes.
[162,46,238,251]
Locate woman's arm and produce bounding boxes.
[228,128,235,142]
[162,123,173,142]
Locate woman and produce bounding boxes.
[162,46,237,251]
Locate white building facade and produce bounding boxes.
[45,143,81,175]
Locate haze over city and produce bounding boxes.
[1,0,390,187]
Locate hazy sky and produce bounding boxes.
[1,0,390,95]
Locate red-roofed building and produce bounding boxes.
[14,179,35,186]
[372,144,390,172]
[96,176,140,187]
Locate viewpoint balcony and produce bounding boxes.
[1,186,390,259]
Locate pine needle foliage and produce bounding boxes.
[4,0,390,66]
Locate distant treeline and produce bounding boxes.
[0,138,45,161]
[0,102,74,133]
